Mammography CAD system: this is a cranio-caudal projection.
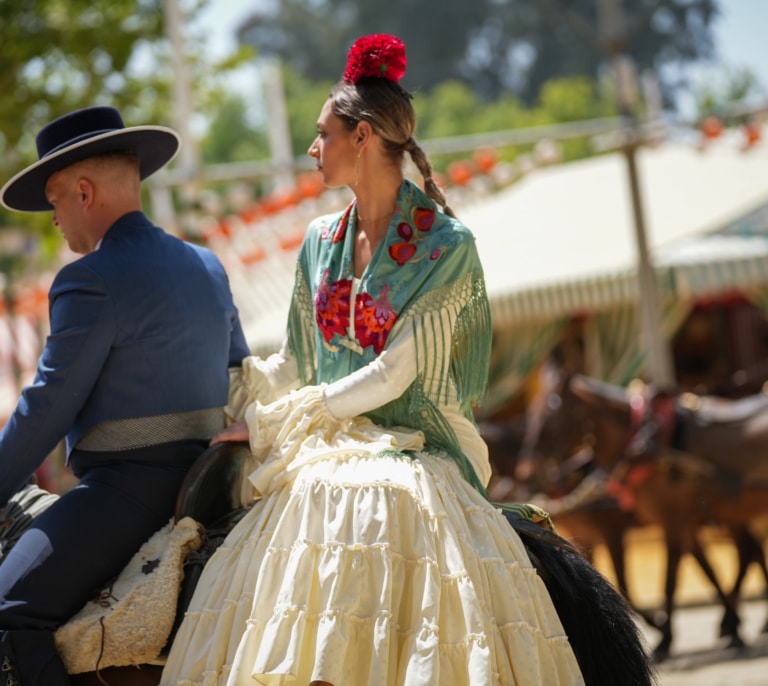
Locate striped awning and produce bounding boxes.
[488,232,768,324]
[660,231,768,298]
[460,135,768,325]
[487,269,639,323]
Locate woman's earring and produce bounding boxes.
[354,152,361,187]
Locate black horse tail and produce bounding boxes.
[504,511,658,686]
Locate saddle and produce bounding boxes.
[168,441,256,645]
[53,441,256,678]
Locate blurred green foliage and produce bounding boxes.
[0,0,249,273]
[236,0,721,105]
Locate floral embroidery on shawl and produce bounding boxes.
[388,206,437,266]
[320,203,352,243]
[315,269,352,342]
[354,284,397,354]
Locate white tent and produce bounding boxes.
[460,134,768,323]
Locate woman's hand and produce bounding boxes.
[210,420,249,446]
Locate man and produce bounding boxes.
[0,106,250,684]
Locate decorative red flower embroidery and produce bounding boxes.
[355,285,398,354]
[412,207,435,232]
[389,241,417,265]
[387,207,436,266]
[344,34,407,84]
[315,270,352,342]
[333,207,350,243]
[323,205,351,243]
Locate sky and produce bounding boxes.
[710,0,767,78]
[689,0,768,108]
[191,0,768,120]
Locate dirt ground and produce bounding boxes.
[575,523,768,685]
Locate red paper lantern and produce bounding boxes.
[238,203,264,225]
[279,232,305,252]
[743,122,762,147]
[447,160,474,186]
[241,247,266,265]
[474,148,499,174]
[297,172,325,199]
[700,116,723,140]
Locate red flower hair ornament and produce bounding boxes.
[343,34,407,85]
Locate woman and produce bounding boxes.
[161,34,585,685]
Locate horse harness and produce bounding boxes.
[612,383,768,506]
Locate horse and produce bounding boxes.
[518,370,768,660]
[1,439,657,686]
[482,415,643,621]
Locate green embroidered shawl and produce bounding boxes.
[286,180,492,491]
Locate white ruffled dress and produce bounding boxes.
[160,364,583,685]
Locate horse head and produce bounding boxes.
[516,371,635,496]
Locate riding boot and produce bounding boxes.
[0,630,70,685]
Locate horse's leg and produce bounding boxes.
[689,535,744,649]
[728,525,768,635]
[725,525,763,606]
[601,516,662,630]
[653,535,682,661]
[753,537,768,635]
[597,512,632,599]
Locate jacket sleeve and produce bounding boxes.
[227,311,250,368]
[0,262,115,506]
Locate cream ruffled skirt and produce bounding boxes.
[160,416,583,686]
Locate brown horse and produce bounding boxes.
[517,371,768,660]
[483,418,641,612]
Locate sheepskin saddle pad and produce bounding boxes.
[54,516,203,674]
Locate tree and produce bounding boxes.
[0,0,253,231]
[236,0,491,94]
[235,0,721,105]
[693,65,767,120]
[201,95,269,164]
[0,0,169,177]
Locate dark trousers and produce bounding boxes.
[0,440,206,685]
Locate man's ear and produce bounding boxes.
[76,177,95,209]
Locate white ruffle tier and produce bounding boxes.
[161,418,583,686]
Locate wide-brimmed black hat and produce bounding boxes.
[0,106,181,213]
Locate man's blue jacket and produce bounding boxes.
[0,211,250,505]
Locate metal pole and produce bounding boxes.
[261,57,295,191]
[165,0,198,177]
[160,0,199,232]
[597,0,675,386]
[623,134,675,385]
